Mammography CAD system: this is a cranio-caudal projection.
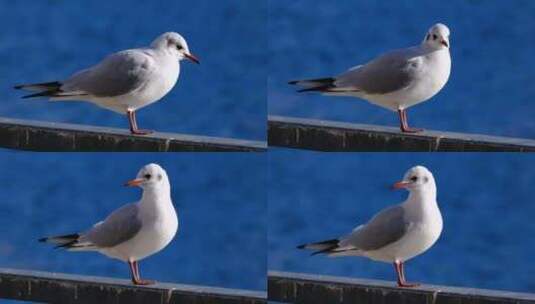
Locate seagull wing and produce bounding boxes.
[338,205,409,252]
[79,203,143,248]
[334,47,424,95]
[62,49,156,98]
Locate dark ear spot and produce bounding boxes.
[157,174,163,181]
[426,34,431,40]
[424,176,429,183]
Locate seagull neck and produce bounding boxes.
[420,43,448,54]
[406,186,437,206]
[150,45,177,59]
[140,184,171,206]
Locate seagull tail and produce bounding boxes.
[14,81,88,100]
[297,238,341,255]
[14,81,64,99]
[298,239,362,257]
[39,233,79,247]
[288,77,338,93]
[39,233,97,251]
[289,77,361,96]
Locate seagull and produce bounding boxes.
[298,166,443,287]
[15,32,199,135]
[289,23,451,133]
[39,163,178,285]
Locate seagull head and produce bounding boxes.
[393,165,436,192]
[125,163,170,191]
[423,23,450,50]
[152,32,200,64]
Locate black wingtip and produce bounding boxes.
[54,240,78,250]
[38,237,47,243]
[297,87,329,93]
[288,80,299,85]
[21,92,54,99]
[13,84,24,90]
[297,244,306,249]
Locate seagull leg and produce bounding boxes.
[131,260,155,285]
[128,260,139,285]
[394,261,420,288]
[398,109,423,133]
[127,110,153,135]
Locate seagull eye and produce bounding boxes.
[144,174,152,180]
[432,34,438,40]
[176,45,184,51]
[410,176,418,182]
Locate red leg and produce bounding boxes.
[133,260,140,281]
[127,110,136,134]
[131,260,155,286]
[394,261,420,288]
[397,109,423,133]
[127,110,153,135]
[128,261,138,284]
[393,261,403,286]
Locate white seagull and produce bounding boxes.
[15,32,199,135]
[40,163,178,285]
[298,166,443,287]
[289,23,451,133]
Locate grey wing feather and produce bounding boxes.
[62,49,155,97]
[82,203,142,248]
[334,47,422,94]
[339,205,408,251]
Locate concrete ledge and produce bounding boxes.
[0,268,266,304]
[0,117,266,152]
[268,271,535,304]
[268,115,535,151]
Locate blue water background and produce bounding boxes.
[0,152,266,291]
[268,152,535,292]
[269,0,535,138]
[0,0,266,140]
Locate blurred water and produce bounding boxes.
[0,152,266,291]
[0,0,266,140]
[268,152,535,293]
[269,0,535,138]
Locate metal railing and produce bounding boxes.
[0,268,266,304]
[0,117,266,152]
[268,271,535,304]
[268,115,535,152]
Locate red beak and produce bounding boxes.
[392,181,411,190]
[124,179,143,187]
[440,40,449,48]
[184,53,200,64]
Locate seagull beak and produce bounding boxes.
[392,181,411,190]
[124,178,143,187]
[184,53,200,64]
[440,40,449,48]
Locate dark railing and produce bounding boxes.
[0,117,266,152]
[0,268,266,304]
[268,271,535,304]
[3,115,531,152]
[268,115,535,152]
